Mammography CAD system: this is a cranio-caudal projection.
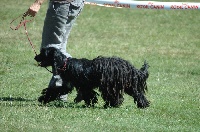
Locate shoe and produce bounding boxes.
[59,94,68,102]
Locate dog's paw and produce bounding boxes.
[38,88,60,104]
[137,101,150,109]
[136,95,150,109]
[38,95,47,104]
[41,88,48,94]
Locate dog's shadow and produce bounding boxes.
[0,96,37,107]
[0,96,104,109]
[44,101,105,109]
[0,97,33,102]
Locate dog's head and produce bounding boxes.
[35,47,55,67]
[35,47,65,69]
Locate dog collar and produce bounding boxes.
[57,58,68,71]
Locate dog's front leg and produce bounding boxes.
[136,93,150,108]
[38,86,70,104]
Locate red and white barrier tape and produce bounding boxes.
[85,0,200,10]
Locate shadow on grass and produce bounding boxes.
[0,97,34,102]
[0,96,105,109]
[0,96,37,107]
[42,101,106,109]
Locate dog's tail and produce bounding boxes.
[140,61,149,79]
[138,61,149,92]
[137,61,149,93]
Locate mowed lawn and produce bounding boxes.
[0,0,200,131]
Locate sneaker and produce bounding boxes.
[59,94,68,102]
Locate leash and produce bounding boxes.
[10,13,53,73]
[10,14,37,56]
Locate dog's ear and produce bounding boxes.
[45,47,57,58]
[52,48,62,73]
[46,48,59,72]
[50,48,65,73]
[53,60,58,74]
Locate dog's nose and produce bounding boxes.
[34,55,41,62]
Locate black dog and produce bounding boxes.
[35,47,150,108]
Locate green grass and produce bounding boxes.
[1,0,200,131]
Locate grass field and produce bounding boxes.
[0,0,200,131]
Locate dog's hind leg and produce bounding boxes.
[100,90,110,108]
[90,90,99,106]
[109,93,124,108]
[103,96,124,108]
[81,89,98,107]
[101,88,124,108]
[74,91,83,103]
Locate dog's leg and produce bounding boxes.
[116,94,124,107]
[74,91,83,103]
[108,88,124,108]
[80,89,98,107]
[38,86,70,104]
[38,87,61,104]
[125,88,150,108]
[100,88,110,108]
[135,93,150,108]
[103,97,123,108]
[103,101,110,108]
[90,90,99,106]
[109,93,124,108]
[100,88,123,108]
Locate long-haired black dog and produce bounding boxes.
[35,47,150,108]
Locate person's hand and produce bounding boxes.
[23,2,41,17]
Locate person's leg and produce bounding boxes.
[60,0,84,55]
[40,0,84,102]
[41,2,71,57]
[41,0,84,56]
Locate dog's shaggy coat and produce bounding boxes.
[35,47,150,108]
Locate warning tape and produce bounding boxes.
[85,0,200,10]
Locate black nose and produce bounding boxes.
[34,55,42,62]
